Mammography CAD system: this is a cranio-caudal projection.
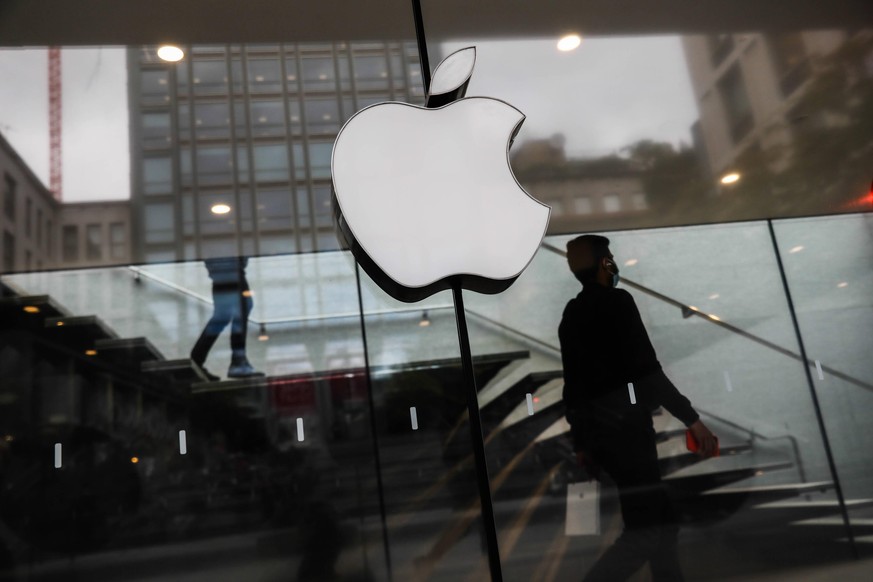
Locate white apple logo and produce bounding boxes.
[332,47,550,302]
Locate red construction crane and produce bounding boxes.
[48,47,62,200]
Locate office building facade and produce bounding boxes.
[128,42,423,262]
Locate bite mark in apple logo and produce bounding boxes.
[332,47,550,303]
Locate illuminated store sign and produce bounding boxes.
[332,47,550,302]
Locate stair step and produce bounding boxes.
[43,315,119,345]
[761,498,873,511]
[142,358,211,383]
[703,480,834,504]
[0,294,69,318]
[95,336,164,364]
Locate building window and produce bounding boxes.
[768,33,810,97]
[2,231,13,272]
[86,224,102,260]
[304,97,341,135]
[718,64,754,144]
[353,54,390,91]
[196,146,234,186]
[141,69,170,105]
[257,189,293,231]
[247,58,282,94]
[142,112,172,148]
[62,224,78,262]
[46,219,53,255]
[143,157,173,194]
[192,60,229,96]
[574,197,592,215]
[301,56,336,91]
[250,100,286,138]
[313,185,333,227]
[193,101,231,140]
[3,173,15,220]
[144,203,175,243]
[632,193,648,210]
[36,208,43,246]
[603,194,622,213]
[253,144,290,182]
[308,142,333,179]
[110,222,126,260]
[707,34,734,68]
[24,198,32,236]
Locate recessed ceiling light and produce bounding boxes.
[557,34,582,52]
[709,293,720,300]
[789,245,804,254]
[211,203,231,215]
[157,45,184,63]
[85,349,97,356]
[837,281,848,288]
[23,305,40,313]
[624,258,638,267]
[720,172,741,185]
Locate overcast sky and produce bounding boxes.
[0,36,697,202]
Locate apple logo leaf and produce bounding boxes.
[426,46,476,108]
[332,46,550,303]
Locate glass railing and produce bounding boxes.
[0,212,870,581]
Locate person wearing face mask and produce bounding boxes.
[559,234,718,582]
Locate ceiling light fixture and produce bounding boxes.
[211,203,231,215]
[419,311,431,327]
[258,324,270,341]
[789,245,804,254]
[837,282,848,288]
[720,172,740,185]
[157,45,185,63]
[23,305,40,313]
[624,259,638,267]
[557,34,582,52]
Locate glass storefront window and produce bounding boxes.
[301,56,336,91]
[304,97,341,134]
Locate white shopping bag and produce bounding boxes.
[565,480,601,536]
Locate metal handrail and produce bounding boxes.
[540,241,873,393]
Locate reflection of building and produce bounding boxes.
[58,201,132,268]
[1,131,131,275]
[511,136,648,233]
[127,43,424,263]
[682,31,859,181]
[1,131,58,273]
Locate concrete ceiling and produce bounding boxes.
[1,0,871,47]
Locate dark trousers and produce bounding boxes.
[581,390,684,582]
[191,284,253,366]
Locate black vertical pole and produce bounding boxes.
[354,263,394,581]
[410,0,432,92]
[451,278,504,581]
[767,220,858,559]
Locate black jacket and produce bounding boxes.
[559,284,698,446]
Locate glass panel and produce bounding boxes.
[250,100,286,138]
[456,222,849,580]
[143,202,174,243]
[0,252,385,580]
[773,213,873,541]
[356,270,489,580]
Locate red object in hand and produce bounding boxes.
[686,429,720,457]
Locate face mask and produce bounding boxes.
[605,260,620,288]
